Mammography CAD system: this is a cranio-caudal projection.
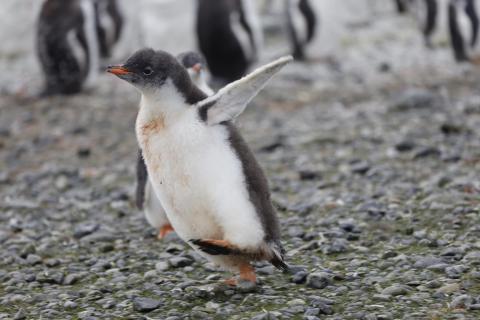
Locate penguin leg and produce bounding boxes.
[157,224,174,240]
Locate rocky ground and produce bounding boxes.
[1,2,480,320]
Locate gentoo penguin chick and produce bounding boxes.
[93,0,124,59]
[177,51,214,95]
[448,0,480,63]
[196,0,263,84]
[136,51,214,240]
[285,0,318,60]
[108,49,291,284]
[395,0,409,13]
[414,0,439,48]
[37,0,99,95]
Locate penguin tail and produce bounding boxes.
[269,241,291,273]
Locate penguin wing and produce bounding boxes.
[196,55,292,125]
[136,149,148,210]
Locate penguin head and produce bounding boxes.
[107,48,192,93]
[177,51,208,81]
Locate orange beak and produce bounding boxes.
[106,65,131,75]
[191,63,202,73]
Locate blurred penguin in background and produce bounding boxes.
[448,0,480,63]
[196,0,262,85]
[285,0,317,60]
[37,0,99,96]
[395,0,409,13]
[94,0,124,61]
[409,0,440,47]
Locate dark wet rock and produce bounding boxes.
[350,162,370,175]
[169,257,193,268]
[414,147,441,159]
[132,297,162,312]
[298,170,321,181]
[291,271,308,284]
[440,122,463,135]
[77,147,91,158]
[165,243,184,253]
[395,140,416,152]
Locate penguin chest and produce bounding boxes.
[137,116,257,243]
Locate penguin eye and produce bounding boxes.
[143,67,153,76]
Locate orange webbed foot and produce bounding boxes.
[157,224,174,240]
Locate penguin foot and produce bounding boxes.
[157,224,174,239]
[239,263,257,283]
[223,277,238,286]
[190,239,240,255]
[222,264,256,286]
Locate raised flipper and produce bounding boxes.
[196,56,292,125]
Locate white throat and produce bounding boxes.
[136,79,189,128]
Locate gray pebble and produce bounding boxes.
[381,284,410,296]
[169,257,193,268]
[236,280,257,293]
[132,297,162,312]
[306,272,332,289]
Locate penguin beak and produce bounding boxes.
[107,65,132,76]
[192,63,202,74]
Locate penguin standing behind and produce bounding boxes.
[407,0,439,47]
[37,0,99,95]
[285,0,317,60]
[395,0,409,13]
[136,51,214,240]
[108,49,291,284]
[448,0,480,63]
[93,0,124,60]
[196,0,262,84]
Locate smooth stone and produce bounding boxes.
[381,284,410,296]
[132,297,162,312]
[436,283,460,294]
[155,261,170,272]
[306,272,332,289]
[168,257,193,268]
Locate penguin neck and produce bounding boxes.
[137,78,207,127]
[138,81,187,126]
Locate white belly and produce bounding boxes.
[137,110,265,250]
